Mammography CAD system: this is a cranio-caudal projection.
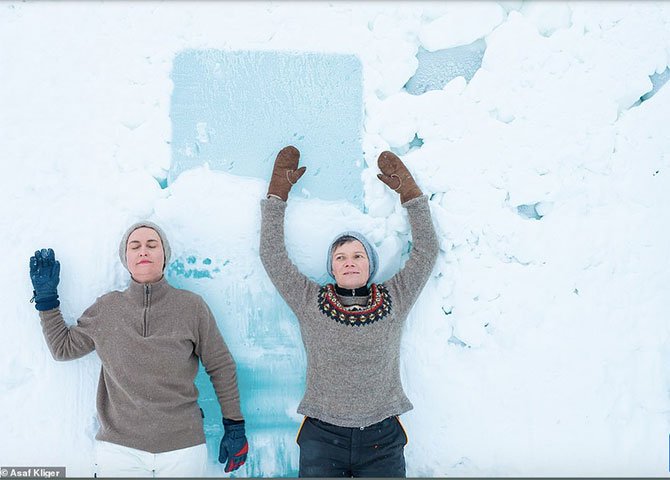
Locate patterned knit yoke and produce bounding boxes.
[317,283,392,327]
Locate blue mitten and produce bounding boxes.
[29,248,61,311]
[218,418,248,473]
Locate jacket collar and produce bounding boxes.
[126,275,170,305]
[334,284,370,297]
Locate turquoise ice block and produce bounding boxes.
[170,49,364,206]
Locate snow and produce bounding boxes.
[1,0,670,477]
[418,2,506,51]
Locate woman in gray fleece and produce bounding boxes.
[260,146,439,477]
[29,222,247,477]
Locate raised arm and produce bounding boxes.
[259,146,318,308]
[377,152,439,313]
[30,249,96,360]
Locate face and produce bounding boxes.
[126,227,165,284]
[331,240,370,290]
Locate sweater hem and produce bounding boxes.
[297,400,413,428]
[95,431,206,454]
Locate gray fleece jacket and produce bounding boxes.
[260,195,439,427]
[39,276,242,453]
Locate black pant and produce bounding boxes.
[297,416,408,478]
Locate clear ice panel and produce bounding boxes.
[170,49,365,206]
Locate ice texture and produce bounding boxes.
[405,40,486,95]
[170,50,365,206]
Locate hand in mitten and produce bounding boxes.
[267,145,306,201]
[376,151,422,204]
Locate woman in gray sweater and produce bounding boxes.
[260,146,439,477]
[29,222,248,477]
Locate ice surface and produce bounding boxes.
[641,67,670,102]
[170,50,364,206]
[405,40,486,95]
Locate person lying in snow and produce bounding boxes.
[29,222,247,477]
[260,146,439,478]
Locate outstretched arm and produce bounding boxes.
[260,146,318,308]
[377,152,439,314]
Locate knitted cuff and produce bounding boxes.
[34,294,60,311]
[223,417,245,427]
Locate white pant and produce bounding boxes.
[94,440,208,478]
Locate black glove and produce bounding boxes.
[29,248,61,311]
[219,418,248,473]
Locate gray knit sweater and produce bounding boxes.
[39,276,243,453]
[260,195,439,427]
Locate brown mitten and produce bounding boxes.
[376,151,422,203]
[267,145,307,201]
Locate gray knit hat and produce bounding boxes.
[118,221,171,271]
[326,231,379,284]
